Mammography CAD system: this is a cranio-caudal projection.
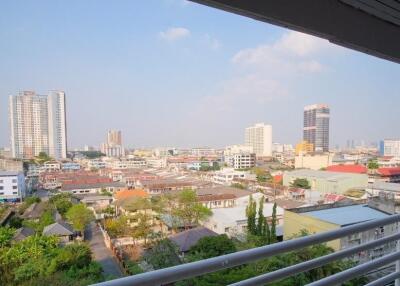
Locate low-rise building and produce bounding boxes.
[0,171,26,202]
[283,169,368,195]
[226,153,256,169]
[294,152,334,170]
[61,162,81,171]
[61,181,125,194]
[204,192,284,238]
[212,168,253,185]
[43,161,62,172]
[284,204,396,262]
[0,158,23,172]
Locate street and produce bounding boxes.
[85,222,124,279]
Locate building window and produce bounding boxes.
[13,192,18,195]
[0,192,3,195]
[12,186,17,189]
[12,179,17,183]
[0,186,3,190]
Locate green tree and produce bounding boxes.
[290,178,311,189]
[66,204,94,235]
[49,193,73,217]
[173,189,212,228]
[245,195,257,235]
[143,239,181,270]
[256,197,264,236]
[131,212,153,245]
[188,234,236,260]
[0,227,15,247]
[270,203,277,243]
[104,216,127,238]
[367,159,379,169]
[34,152,52,165]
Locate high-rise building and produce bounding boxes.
[9,91,68,159]
[107,130,122,146]
[48,91,67,159]
[303,104,330,152]
[245,123,272,157]
[101,130,124,157]
[381,139,400,157]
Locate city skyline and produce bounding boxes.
[0,1,399,149]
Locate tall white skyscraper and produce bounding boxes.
[48,91,67,159]
[9,91,67,159]
[245,123,272,157]
[303,104,330,152]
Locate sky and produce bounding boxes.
[0,0,399,150]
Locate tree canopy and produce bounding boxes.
[66,204,94,234]
[290,178,311,189]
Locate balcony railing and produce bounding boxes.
[92,214,400,286]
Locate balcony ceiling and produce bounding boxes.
[189,0,400,64]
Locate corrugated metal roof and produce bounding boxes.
[303,205,389,226]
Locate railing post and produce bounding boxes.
[396,222,400,286]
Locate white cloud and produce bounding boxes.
[232,31,340,73]
[159,27,190,41]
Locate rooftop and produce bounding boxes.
[368,182,400,193]
[326,165,367,174]
[0,171,22,176]
[114,188,148,200]
[284,169,367,180]
[169,227,218,252]
[302,205,389,226]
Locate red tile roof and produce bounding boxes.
[114,189,148,200]
[378,167,400,177]
[324,193,346,202]
[273,175,283,183]
[326,165,367,174]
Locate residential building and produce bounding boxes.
[212,168,252,185]
[43,161,61,172]
[204,192,284,238]
[47,91,67,159]
[245,123,272,157]
[380,139,400,157]
[61,162,81,171]
[224,145,253,156]
[366,182,400,214]
[0,158,23,172]
[191,147,216,157]
[284,204,396,262]
[101,130,124,157]
[303,104,330,152]
[107,130,122,146]
[283,169,368,195]
[9,91,67,159]
[60,181,125,194]
[224,145,256,169]
[294,152,334,170]
[295,141,314,155]
[228,153,256,169]
[196,186,253,209]
[0,171,26,202]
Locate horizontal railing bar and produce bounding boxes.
[364,271,400,286]
[307,252,400,286]
[229,232,400,286]
[91,214,400,286]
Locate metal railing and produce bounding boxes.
[92,214,400,286]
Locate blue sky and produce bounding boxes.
[0,0,399,149]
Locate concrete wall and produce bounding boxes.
[283,210,340,250]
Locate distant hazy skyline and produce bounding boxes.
[1,0,399,149]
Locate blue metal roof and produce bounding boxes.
[302,205,389,226]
